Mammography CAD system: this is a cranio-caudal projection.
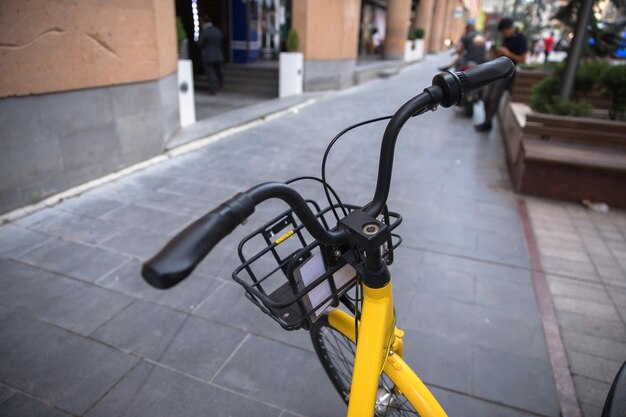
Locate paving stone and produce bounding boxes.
[472,347,559,416]
[537,235,587,253]
[157,315,246,381]
[568,350,623,384]
[392,262,475,305]
[580,401,604,417]
[475,276,539,317]
[157,178,241,202]
[99,227,167,260]
[405,293,548,362]
[85,360,280,417]
[573,375,611,408]
[547,275,611,304]
[429,386,537,417]
[0,224,48,257]
[0,312,138,415]
[17,238,129,282]
[279,412,300,417]
[56,195,123,218]
[92,300,187,360]
[562,329,626,362]
[553,296,622,322]
[541,256,600,282]
[0,386,12,404]
[1,259,133,335]
[0,393,70,417]
[598,265,626,286]
[25,210,124,245]
[212,335,345,416]
[421,251,532,287]
[401,330,472,394]
[556,311,626,343]
[192,281,312,351]
[97,258,222,312]
[476,231,528,260]
[100,204,193,236]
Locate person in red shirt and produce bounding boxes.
[543,32,555,61]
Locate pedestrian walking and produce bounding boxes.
[543,32,555,61]
[371,28,383,55]
[475,18,528,132]
[198,15,224,95]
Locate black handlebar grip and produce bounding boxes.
[432,57,515,107]
[142,192,255,289]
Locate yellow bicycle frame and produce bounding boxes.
[327,280,448,417]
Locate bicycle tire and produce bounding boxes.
[310,312,421,416]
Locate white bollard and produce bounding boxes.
[279,52,303,98]
[177,59,196,127]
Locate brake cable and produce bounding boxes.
[321,115,393,222]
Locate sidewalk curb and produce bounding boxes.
[0,97,319,224]
[517,199,583,417]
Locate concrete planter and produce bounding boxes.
[279,52,303,98]
[177,59,196,127]
[404,41,417,62]
[415,39,424,61]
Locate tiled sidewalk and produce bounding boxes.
[526,199,626,417]
[0,55,559,417]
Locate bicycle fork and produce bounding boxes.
[328,279,448,417]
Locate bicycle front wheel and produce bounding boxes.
[310,313,421,416]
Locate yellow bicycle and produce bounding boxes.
[143,58,514,417]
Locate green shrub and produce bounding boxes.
[414,28,425,39]
[176,17,187,50]
[286,29,299,52]
[601,65,626,120]
[530,76,593,117]
[553,60,613,92]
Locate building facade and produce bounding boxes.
[1,0,479,214]
[0,0,179,214]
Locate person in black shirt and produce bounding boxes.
[475,18,528,132]
[199,16,224,95]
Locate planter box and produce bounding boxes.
[498,95,626,208]
[512,68,611,109]
[404,41,416,62]
[404,40,424,62]
[511,69,550,103]
[279,52,303,98]
[415,39,424,61]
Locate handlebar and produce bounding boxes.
[142,58,514,289]
[432,57,515,107]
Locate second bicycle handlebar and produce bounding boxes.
[143,57,514,289]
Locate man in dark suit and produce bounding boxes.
[198,15,224,95]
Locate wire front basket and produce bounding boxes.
[232,202,402,331]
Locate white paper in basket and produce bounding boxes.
[297,251,356,319]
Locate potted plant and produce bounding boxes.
[279,29,303,98]
[404,31,417,62]
[414,28,425,60]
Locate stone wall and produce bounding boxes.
[0,74,179,213]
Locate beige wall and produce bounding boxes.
[0,0,177,98]
[384,0,412,59]
[292,0,361,60]
[414,0,434,52]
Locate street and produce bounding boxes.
[0,56,559,417]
